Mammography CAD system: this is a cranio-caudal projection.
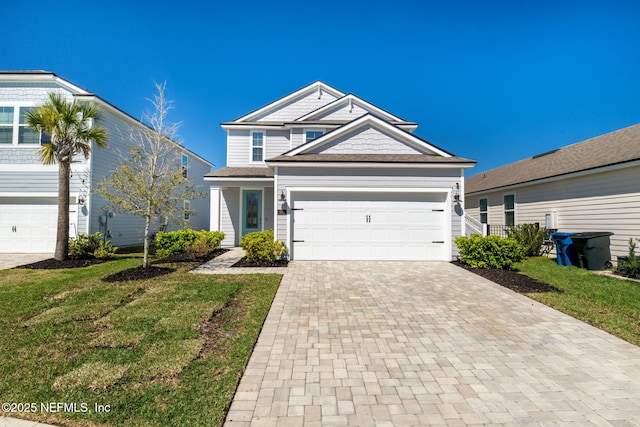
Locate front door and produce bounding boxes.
[241,189,262,236]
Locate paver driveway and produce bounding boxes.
[224,261,640,426]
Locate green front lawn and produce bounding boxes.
[518,257,640,346]
[0,255,281,426]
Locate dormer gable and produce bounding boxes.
[233,81,345,123]
[295,94,417,131]
[285,114,452,157]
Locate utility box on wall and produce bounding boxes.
[545,211,558,229]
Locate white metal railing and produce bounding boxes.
[464,214,486,236]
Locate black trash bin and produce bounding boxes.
[571,232,614,270]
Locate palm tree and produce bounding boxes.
[26,93,108,261]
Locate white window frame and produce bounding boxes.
[181,153,189,178]
[0,104,43,146]
[183,200,191,221]
[304,129,325,143]
[250,130,265,163]
[503,193,516,226]
[479,197,488,224]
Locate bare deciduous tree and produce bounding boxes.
[96,82,203,267]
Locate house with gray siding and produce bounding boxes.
[206,81,475,260]
[0,71,213,253]
[465,124,640,259]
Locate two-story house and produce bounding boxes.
[0,71,213,253]
[206,82,475,260]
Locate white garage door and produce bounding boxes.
[291,192,449,261]
[0,198,58,253]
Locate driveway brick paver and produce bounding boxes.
[225,261,640,426]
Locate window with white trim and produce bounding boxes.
[503,194,515,226]
[0,106,44,145]
[181,153,188,178]
[305,129,324,143]
[251,131,264,162]
[183,200,191,221]
[479,198,488,224]
[0,107,14,144]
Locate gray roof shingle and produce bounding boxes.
[205,167,274,178]
[466,123,640,194]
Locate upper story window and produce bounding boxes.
[181,153,188,178]
[503,194,515,226]
[0,107,13,144]
[479,198,488,224]
[251,131,264,162]
[305,130,324,143]
[0,106,44,145]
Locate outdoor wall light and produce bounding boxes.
[453,183,461,203]
[78,195,85,206]
[280,190,287,202]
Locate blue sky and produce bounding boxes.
[3,0,640,176]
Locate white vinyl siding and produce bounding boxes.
[466,164,640,259]
[311,103,369,121]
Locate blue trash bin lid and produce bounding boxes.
[552,232,576,237]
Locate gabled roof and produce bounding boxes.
[233,81,345,123]
[0,70,214,167]
[284,114,453,157]
[295,93,406,123]
[466,123,640,194]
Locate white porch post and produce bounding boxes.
[210,186,221,231]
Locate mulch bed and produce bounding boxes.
[152,248,229,265]
[452,261,563,294]
[102,266,176,282]
[232,257,288,268]
[14,258,106,270]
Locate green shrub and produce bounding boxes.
[619,238,640,279]
[506,223,547,256]
[155,229,225,258]
[239,229,288,262]
[69,233,117,260]
[455,234,526,270]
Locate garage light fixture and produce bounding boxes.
[453,183,461,203]
[280,190,287,202]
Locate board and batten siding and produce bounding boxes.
[275,167,464,259]
[465,164,640,259]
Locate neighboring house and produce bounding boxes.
[0,71,213,253]
[465,124,640,259]
[206,81,476,260]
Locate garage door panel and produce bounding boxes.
[291,192,449,261]
[0,198,58,253]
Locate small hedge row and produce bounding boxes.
[155,229,225,258]
[455,234,525,270]
[239,229,288,262]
